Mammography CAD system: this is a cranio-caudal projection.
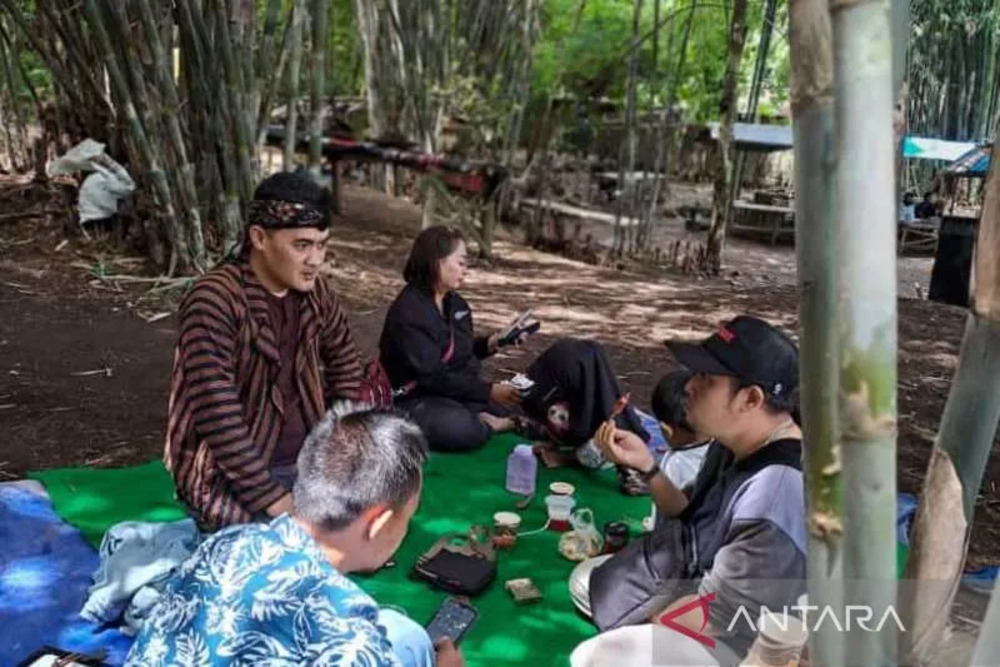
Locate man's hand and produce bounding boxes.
[490,382,522,408]
[434,638,466,667]
[595,421,655,473]
[266,493,294,518]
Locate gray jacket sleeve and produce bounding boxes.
[697,519,807,656]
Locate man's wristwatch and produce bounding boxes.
[639,462,659,482]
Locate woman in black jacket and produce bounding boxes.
[379,226,521,451]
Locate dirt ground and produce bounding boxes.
[0,179,993,574]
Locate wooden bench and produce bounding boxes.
[900,219,940,254]
[520,198,640,227]
[730,200,795,245]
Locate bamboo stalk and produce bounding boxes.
[612,0,642,257]
[0,20,26,170]
[643,1,697,250]
[704,0,748,274]
[830,0,898,664]
[729,0,777,206]
[0,1,89,113]
[908,122,1000,667]
[354,0,383,139]
[81,0,190,273]
[255,0,297,152]
[35,1,106,105]
[309,0,331,175]
[210,1,256,200]
[788,0,841,664]
[176,0,241,239]
[133,0,209,263]
[254,0,284,119]
[283,1,307,171]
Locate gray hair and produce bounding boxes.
[293,402,428,531]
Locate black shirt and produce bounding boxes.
[378,284,493,404]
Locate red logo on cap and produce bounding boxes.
[717,327,736,343]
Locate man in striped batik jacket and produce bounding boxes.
[164,171,364,531]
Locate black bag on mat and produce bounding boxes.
[411,530,497,596]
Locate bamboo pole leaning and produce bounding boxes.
[81,0,192,274]
[704,0,748,274]
[131,0,209,262]
[830,0,898,664]
[788,0,841,664]
[904,127,1000,667]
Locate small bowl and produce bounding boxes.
[549,481,575,496]
[493,511,522,529]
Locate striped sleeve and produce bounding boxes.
[176,282,286,513]
[318,287,363,401]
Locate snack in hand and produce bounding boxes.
[610,392,631,419]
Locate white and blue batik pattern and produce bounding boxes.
[125,515,399,666]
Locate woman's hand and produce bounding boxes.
[595,421,655,473]
[487,331,503,354]
[490,382,522,408]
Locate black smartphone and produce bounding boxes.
[498,314,541,347]
[425,596,479,645]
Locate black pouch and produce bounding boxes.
[411,529,497,596]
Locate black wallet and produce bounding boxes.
[411,530,497,596]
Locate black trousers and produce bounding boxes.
[523,338,649,448]
[399,396,507,452]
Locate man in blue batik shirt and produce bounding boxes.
[126,405,465,667]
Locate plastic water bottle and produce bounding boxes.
[506,444,537,496]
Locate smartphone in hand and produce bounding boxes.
[426,597,479,645]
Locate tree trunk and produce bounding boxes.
[906,125,1000,667]
[788,0,841,664]
[82,0,191,273]
[703,0,748,274]
[309,0,330,175]
[643,1,697,248]
[831,0,898,664]
[612,0,642,257]
[729,0,777,204]
[283,1,306,171]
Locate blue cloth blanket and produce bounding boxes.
[0,480,133,665]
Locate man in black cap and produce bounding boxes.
[580,315,806,662]
[164,171,365,531]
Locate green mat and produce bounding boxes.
[355,433,650,666]
[28,459,188,548]
[27,435,649,665]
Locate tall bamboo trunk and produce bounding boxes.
[831,0,898,664]
[309,0,330,175]
[612,0,642,257]
[644,1,697,246]
[82,0,192,273]
[134,0,209,261]
[703,0,748,275]
[730,0,777,205]
[904,124,1000,667]
[788,0,841,664]
[283,1,306,171]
